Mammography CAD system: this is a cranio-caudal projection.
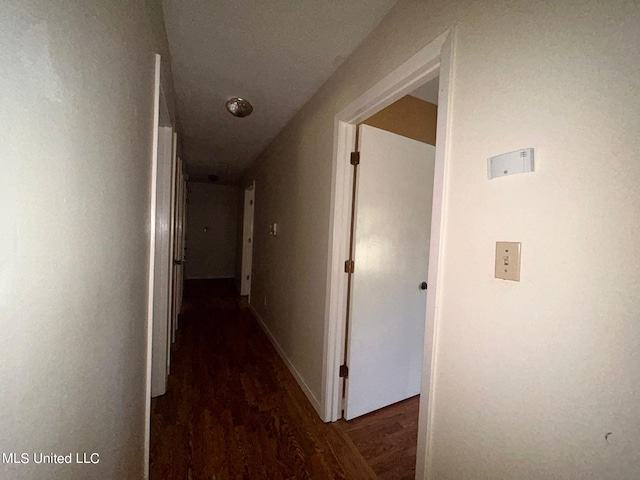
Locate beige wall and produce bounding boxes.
[0,1,175,478]
[243,0,640,478]
[363,95,437,145]
[185,183,239,280]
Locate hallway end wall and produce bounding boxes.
[185,183,239,280]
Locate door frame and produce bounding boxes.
[321,28,455,480]
[240,182,255,298]
[169,138,180,344]
[144,53,175,479]
[144,53,161,480]
[171,154,186,343]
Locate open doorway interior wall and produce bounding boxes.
[362,79,439,145]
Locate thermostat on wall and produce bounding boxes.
[487,148,535,179]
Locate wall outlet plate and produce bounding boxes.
[495,241,521,281]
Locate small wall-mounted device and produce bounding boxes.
[269,223,278,236]
[487,148,534,179]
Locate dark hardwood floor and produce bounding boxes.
[150,279,418,479]
[335,396,419,480]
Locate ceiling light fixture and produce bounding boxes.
[225,97,253,118]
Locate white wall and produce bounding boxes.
[0,1,175,478]
[243,0,640,478]
[185,183,239,280]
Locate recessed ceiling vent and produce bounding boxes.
[225,97,253,118]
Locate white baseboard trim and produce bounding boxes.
[247,304,323,417]
[184,275,234,280]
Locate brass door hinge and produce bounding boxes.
[350,152,360,165]
[339,364,349,378]
[344,259,354,274]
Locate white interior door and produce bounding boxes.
[171,158,186,342]
[150,93,173,398]
[344,124,436,420]
[240,183,255,297]
[167,132,178,358]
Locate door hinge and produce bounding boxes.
[350,151,360,165]
[339,364,349,378]
[344,259,354,274]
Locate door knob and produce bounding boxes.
[420,281,428,290]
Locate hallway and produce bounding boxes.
[150,280,418,479]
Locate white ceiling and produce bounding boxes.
[162,0,398,184]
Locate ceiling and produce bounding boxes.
[162,0,399,184]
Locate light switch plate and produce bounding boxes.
[495,242,521,281]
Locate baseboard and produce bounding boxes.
[247,304,323,417]
[184,275,234,280]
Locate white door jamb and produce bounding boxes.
[144,53,162,480]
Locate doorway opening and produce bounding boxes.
[323,29,454,480]
[240,182,255,299]
[171,151,187,344]
[344,78,439,419]
[330,76,439,478]
[150,90,173,399]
